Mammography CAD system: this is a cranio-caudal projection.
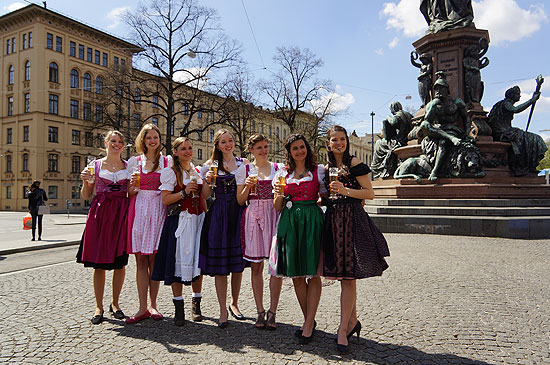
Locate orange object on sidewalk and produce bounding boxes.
[23,214,32,230]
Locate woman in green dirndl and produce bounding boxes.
[273,134,327,344]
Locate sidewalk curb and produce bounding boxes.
[0,240,80,256]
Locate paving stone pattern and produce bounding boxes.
[1,233,549,364]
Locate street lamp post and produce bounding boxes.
[370,111,375,181]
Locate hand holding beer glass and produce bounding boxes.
[274,174,286,196]
[208,160,218,188]
[82,156,95,183]
[248,166,258,195]
[189,171,200,199]
[131,163,141,191]
[329,167,340,199]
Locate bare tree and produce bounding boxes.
[261,46,338,149]
[123,0,241,152]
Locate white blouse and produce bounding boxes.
[127,154,172,174]
[159,165,202,191]
[272,164,328,195]
[234,162,283,185]
[98,162,129,183]
[198,158,244,179]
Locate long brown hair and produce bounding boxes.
[209,129,235,174]
[326,125,352,168]
[135,123,162,171]
[284,134,316,174]
[171,137,192,187]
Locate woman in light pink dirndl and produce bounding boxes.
[236,134,283,330]
[77,131,129,325]
[126,124,172,324]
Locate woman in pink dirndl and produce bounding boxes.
[236,134,283,330]
[126,124,171,324]
[77,131,129,325]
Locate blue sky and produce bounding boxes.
[3,0,549,139]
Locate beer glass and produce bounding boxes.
[329,167,339,199]
[209,160,218,188]
[189,174,199,198]
[86,156,95,183]
[249,166,258,195]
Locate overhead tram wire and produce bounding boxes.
[240,0,266,71]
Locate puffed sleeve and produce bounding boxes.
[127,156,138,173]
[165,155,173,169]
[317,165,328,195]
[198,163,210,179]
[159,168,177,191]
[235,164,247,185]
[350,162,371,177]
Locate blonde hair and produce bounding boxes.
[171,137,192,187]
[209,129,235,174]
[135,123,162,172]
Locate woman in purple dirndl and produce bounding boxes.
[77,131,129,325]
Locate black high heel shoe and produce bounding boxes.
[294,320,317,338]
[109,304,125,320]
[91,310,104,325]
[337,343,351,354]
[347,320,362,340]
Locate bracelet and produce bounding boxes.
[179,190,186,199]
[346,188,350,196]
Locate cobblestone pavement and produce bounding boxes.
[1,233,549,364]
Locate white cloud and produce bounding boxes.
[106,7,130,30]
[381,0,548,45]
[388,37,399,49]
[3,2,25,14]
[540,133,550,142]
[174,68,209,90]
[514,75,550,113]
[375,48,384,56]
[310,91,355,115]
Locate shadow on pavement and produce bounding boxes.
[109,316,490,363]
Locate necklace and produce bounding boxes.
[223,156,235,167]
[295,169,307,179]
[103,159,118,171]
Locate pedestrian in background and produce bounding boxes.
[77,130,129,325]
[125,124,171,324]
[26,180,48,241]
[323,125,390,354]
[152,137,207,326]
[199,129,249,328]
[272,134,326,344]
[236,134,283,330]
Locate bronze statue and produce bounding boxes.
[420,72,472,180]
[463,38,489,104]
[487,82,547,176]
[371,101,413,179]
[420,0,475,34]
[411,51,433,107]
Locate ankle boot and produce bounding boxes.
[191,297,203,322]
[173,299,185,326]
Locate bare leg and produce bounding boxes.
[229,272,243,316]
[148,255,160,314]
[133,254,149,317]
[292,277,308,327]
[269,275,283,314]
[191,275,203,295]
[301,277,322,338]
[250,262,265,313]
[215,275,229,323]
[111,267,125,311]
[338,279,357,346]
[171,283,183,298]
[93,269,106,315]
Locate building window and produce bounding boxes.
[209,129,214,142]
[11,37,15,53]
[8,65,14,85]
[170,121,174,136]
[268,126,272,136]
[78,44,84,59]
[71,130,81,146]
[48,94,58,115]
[46,33,53,49]
[95,76,103,94]
[56,36,62,52]
[152,95,158,108]
[28,32,32,47]
[83,73,91,91]
[133,113,141,128]
[72,185,80,199]
[121,59,125,68]
[83,103,91,121]
[7,128,12,144]
[96,134,104,148]
[48,154,59,172]
[210,111,214,121]
[48,186,58,199]
[86,47,92,62]
[197,130,202,141]
[48,126,58,143]
[70,41,76,56]
[7,97,13,116]
[24,61,30,81]
[70,69,79,88]
[6,38,10,54]
[183,103,189,115]
[198,148,203,160]
[114,56,119,66]
[23,126,29,142]
[283,129,287,139]
[6,186,11,199]
[102,53,108,67]
[95,105,103,123]
[70,99,79,119]
[24,93,30,113]
[6,155,12,172]
[23,33,27,49]
[71,155,81,173]
[152,117,158,126]
[94,50,100,65]
[197,108,202,119]
[49,62,58,82]
[85,132,93,147]
[134,88,141,104]
[22,153,29,172]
